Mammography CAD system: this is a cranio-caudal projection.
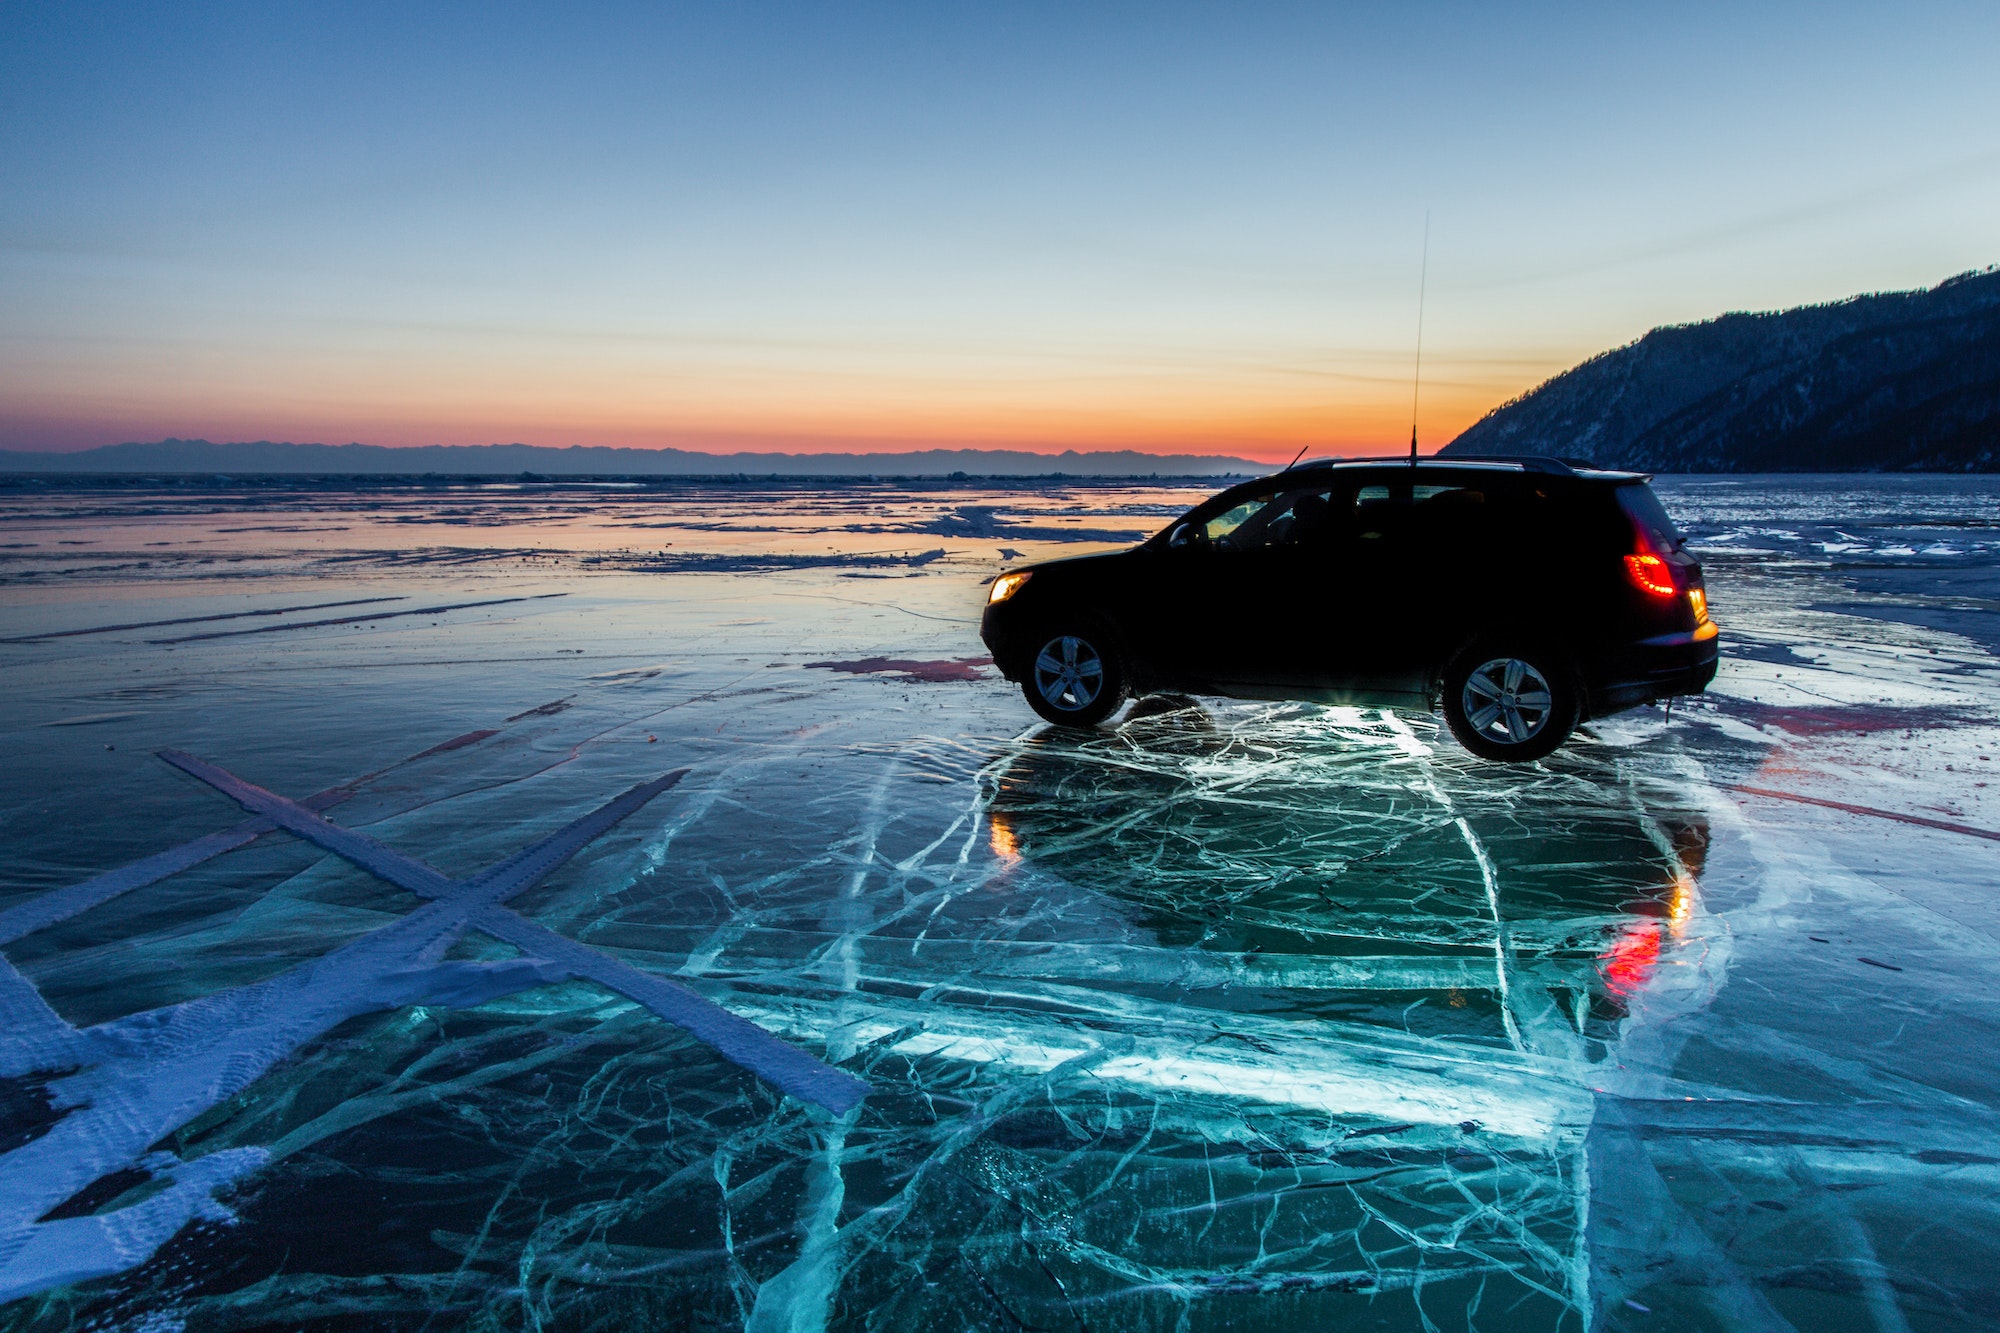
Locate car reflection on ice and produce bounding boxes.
[765,697,1725,1325]
[981,697,1710,1054]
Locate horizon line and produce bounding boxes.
[2,437,1366,463]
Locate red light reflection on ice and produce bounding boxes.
[1601,919,1662,997]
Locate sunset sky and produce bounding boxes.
[4,2,1997,463]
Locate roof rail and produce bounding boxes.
[1276,453,1426,472]
[1276,455,1356,471]
[1430,453,1578,476]
[1278,453,1582,476]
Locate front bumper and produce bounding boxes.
[980,604,1029,682]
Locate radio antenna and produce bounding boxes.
[1284,441,1311,470]
[1409,210,1429,467]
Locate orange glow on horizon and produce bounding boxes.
[3,339,1518,460]
[8,404,1500,464]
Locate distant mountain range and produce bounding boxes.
[0,440,1262,477]
[13,268,1997,477]
[1442,267,2000,472]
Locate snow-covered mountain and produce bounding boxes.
[1441,267,2000,471]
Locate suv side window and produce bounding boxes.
[1409,484,1489,535]
[1220,486,1337,549]
[1409,481,1534,552]
[1182,484,1336,549]
[1199,491,1277,546]
[1352,483,1398,538]
[1412,484,1485,507]
[1342,477,1519,543]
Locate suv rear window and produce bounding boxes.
[1615,484,1684,553]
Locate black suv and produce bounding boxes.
[979,458,1718,761]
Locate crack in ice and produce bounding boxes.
[0,747,866,1304]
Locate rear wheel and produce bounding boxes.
[1022,629,1127,728]
[1443,646,1578,762]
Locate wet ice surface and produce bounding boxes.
[1,475,1998,1330]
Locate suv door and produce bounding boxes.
[1340,475,1525,699]
[1290,477,1421,699]
[1153,480,1340,688]
[1273,474,1518,705]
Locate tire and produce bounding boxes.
[1442,645,1579,762]
[1021,628,1128,728]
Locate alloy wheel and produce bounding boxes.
[1459,657,1555,745]
[1033,636,1105,712]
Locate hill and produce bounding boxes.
[1441,267,2000,471]
[0,440,1262,478]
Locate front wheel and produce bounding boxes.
[1022,629,1127,728]
[1442,646,1579,762]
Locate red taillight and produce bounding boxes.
[1624,553,1677,598]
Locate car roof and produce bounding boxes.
[1276,456,1650,484]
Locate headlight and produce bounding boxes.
[988,571,1032,604]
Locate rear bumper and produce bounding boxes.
[1586,623,1720,716]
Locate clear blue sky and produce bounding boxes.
[4,1,1996,459]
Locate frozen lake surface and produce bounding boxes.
[2,473,1999,1331]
